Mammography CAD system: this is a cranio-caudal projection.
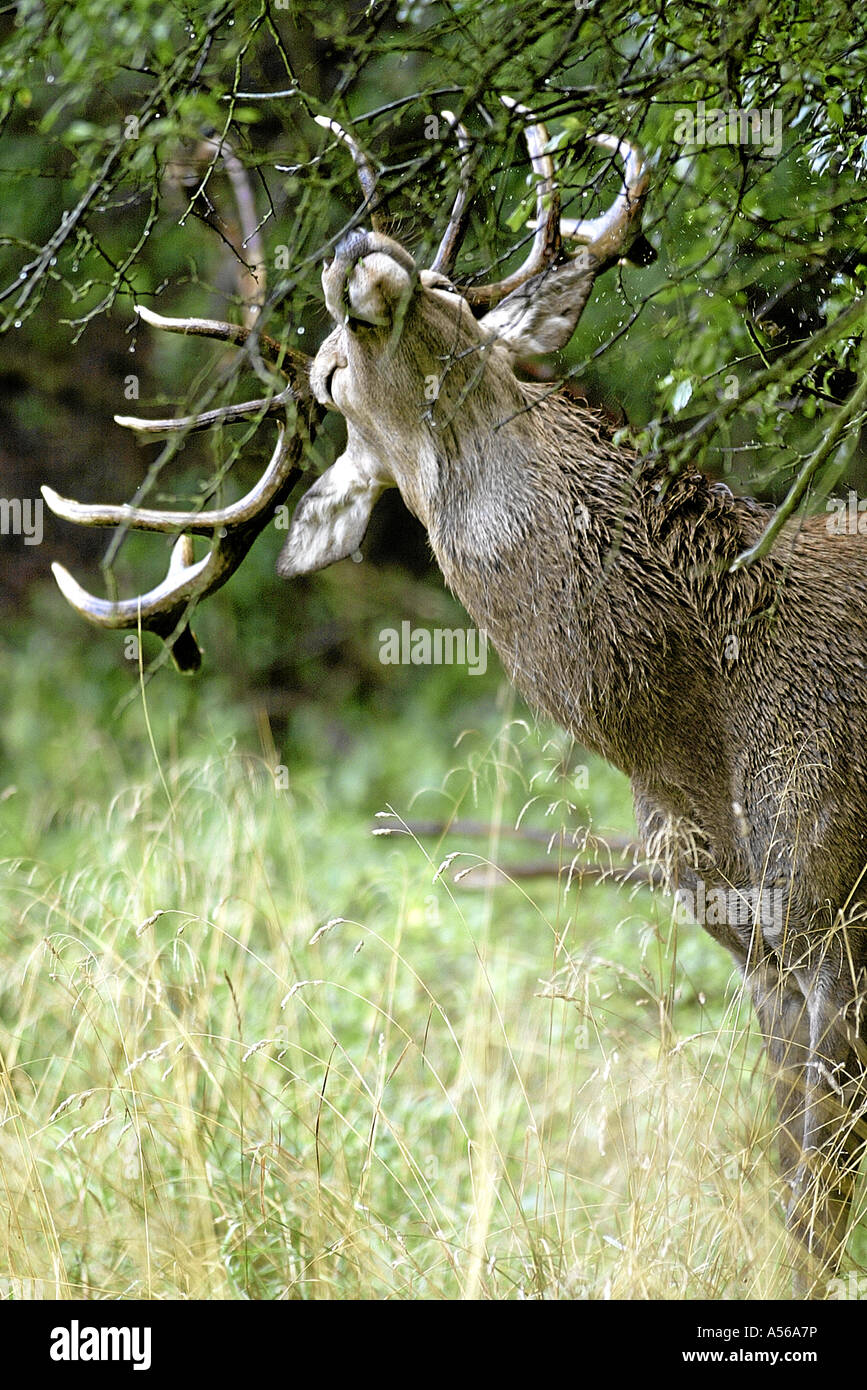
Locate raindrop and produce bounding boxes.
[18,270,26,279]
[297,325,305,334]
[13,320,21,328]
[46,74,54,84]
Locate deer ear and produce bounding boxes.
[478,256,600,357]
[276,453,389,578]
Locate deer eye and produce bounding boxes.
[426,272,459,293]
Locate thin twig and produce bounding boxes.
[731,342,867,571]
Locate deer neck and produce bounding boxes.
[424,393,742,834]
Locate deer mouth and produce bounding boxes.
[309,336,348,408]
[323,362,341,400]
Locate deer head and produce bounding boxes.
[41,102,650,668]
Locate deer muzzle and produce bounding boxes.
[323,230,418,327]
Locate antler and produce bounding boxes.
[42,404,318,670]
[313,97,648,317]
[554,131,652,267]
[43,111,397,671]
[42,305,318,673]
[451,104,652,356]
[430,110,477,278]
[459,100,649,313]
[113,303,311,433]
[42,138,321,672]
[461,97,562,306]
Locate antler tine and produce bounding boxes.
[41,417,304,533]
[462,96,561,307]
[115,383,298,436]
[113,304,312,436]
[173,133,267,329]
[315,114,386,234]
[430,111,477,278]
[130,303,300,374]
[557,132,649,265]
[43,421,311,671]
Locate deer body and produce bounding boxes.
[281,236,867,1283]
[441,394,867,1280]
[43,112,867,1291]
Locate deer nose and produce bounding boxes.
[324,231,375,322]
[333,230,416,275]
[333,229,373,265]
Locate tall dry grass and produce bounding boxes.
[3,687,837,1300]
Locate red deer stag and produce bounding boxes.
[42,105,867,1294]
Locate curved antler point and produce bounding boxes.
[41,484,63,511]
[135,304,165,327]
[50,561,89,611]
